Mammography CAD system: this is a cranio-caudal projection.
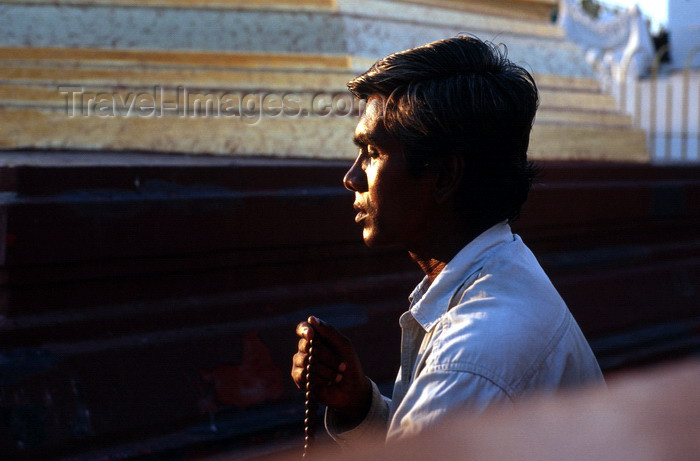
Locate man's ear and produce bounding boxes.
[432,153,464,204]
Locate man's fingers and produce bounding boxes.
[291,353,306,388]
[292,351,306,369]
[308,360,342,385]
[308,316,352,354]
[292,352,342,389]
[298,337,308,353]
[298,317,349,357]
[298,336,342,371]
[295,321,314,340]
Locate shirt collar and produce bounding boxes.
[409,221,514,332]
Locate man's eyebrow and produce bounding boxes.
[353,133,374,147]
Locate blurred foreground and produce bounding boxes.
[269,359,700,461]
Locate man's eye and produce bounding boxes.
[366,146,380,158]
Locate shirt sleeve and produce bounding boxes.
[324,379,391,449]
[387,366,513,441]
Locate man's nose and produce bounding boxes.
[343,158,367,192]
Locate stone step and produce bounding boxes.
[0,83,623,123]
[0,64,354,93]
[0,47,353,71]
[0,43,644,161]
[536,74,602,92]
[0,46,599,83]
[0,1,592,77]
[0,106,649,161]
[336,0,562,37]
[3,0,559,37]
[0,47,616,112]
[387,0,558,23]
[3,0,336,11]
[7,0,559,29]
[531,125,648,161]
[0,106,359,158]
[536,109,634,129]
[540,90,618,112]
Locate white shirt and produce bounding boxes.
[326,222,604,446]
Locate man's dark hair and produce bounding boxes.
[348,35,539,228]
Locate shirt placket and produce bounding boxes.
[398,312,425,397]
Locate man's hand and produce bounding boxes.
[291,316,373,427]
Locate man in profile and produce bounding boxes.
[291,35,604,448]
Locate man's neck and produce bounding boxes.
[409,255,449,283]
[408,225,487,283]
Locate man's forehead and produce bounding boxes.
[354,97,391,145]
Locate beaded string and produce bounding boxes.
[303,338,317,458]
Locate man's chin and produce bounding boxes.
[362,231,403,250]
[362,229,380,247]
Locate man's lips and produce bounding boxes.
[353,204,368,223]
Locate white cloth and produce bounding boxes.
[326,221,604,447]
